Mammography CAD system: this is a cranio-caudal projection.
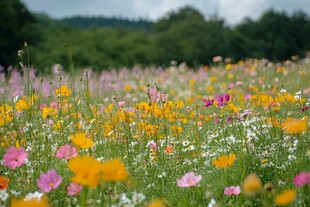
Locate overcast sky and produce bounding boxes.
[21,0,310,25]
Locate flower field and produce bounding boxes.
[0,57,310,207]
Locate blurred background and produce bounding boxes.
[1,0,310,72]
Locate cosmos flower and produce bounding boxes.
[68,155,102,188]
[37,169,62,193]
[281,118,307,134]
[56,144,77,160]
[293,172,310,187]
[3,146,28,170]
[177,172,202,187]
[70,132,94,149]
[242,173,262,195]
[10,195,50,207]
[202,98,214,108]
[101,158,129,182]
[224,186,241,196]
[212,153,236,168]
[275,189,296,206]
[0,176,10,190]
[67,182,83,196]
[216,94,230,107]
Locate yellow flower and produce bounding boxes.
[10,196,50,207]
[212,153,236,168]
[170,125,182,135]
[41,107,57,119]
[70,132,94,149]
[101,158,128,182]
[0,104,13,126]
[243,173,262,195]
[68,155,102,188]
[147,199,164,207]
[282,118,307,134]
[275,189,296,206]
[15,99,29,112]
[55,85,71,97]
[144,124,158,136]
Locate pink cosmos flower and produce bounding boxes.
[202,98,214,108]
[3,146,28,170]
[216,94,230,107]
[224,186,241,195]
[118,101,126,108]
[293,172,310,187]
[37,169,62,193]
[56,144,77,160]
[149,88,168,102]
[67,182,83,196]
[177,172,202,187]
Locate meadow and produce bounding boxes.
[0,55,309,207]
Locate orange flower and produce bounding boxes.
[147,199,164,207]
[68,155,102,188]
[101,158,128,182]
[0,176,10,190]
[275,189,296,206]
[282,118,307,134]
[212,153,236,168]
[242,173,262,195]
[70,132,94,149]
[165,146,174,154]
[10,196,50,207]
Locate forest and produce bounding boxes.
[1,0,310,72]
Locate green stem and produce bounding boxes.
[80,186,89,207]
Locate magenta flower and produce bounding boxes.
[3,146,28,170]
[37,169,62,193]
[216,93,230,107]
[293,172,310,187]
[67,182,83,196]
[224,186,241,195]
[300,106,309,112]
[202,98,214,108]
[56,144,77,160]
[177,172,202,187]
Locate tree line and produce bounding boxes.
[1,0,310,72]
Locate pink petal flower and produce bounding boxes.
[224,186,241,195]
[118,101,126,108]
[3,146,28,170]
[293,172,310,187]
[37,169,62,193]
[149,88,168,102]
[177,172,202,187]
[56,144,77,160]
[67,182,83,196]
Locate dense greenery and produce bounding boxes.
[1,1,310,72]
[59,16,152,31]
[0,0,39,69]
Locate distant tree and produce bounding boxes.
[153,6,230,66]
[236,10,310,60]
[0,0,38,68]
